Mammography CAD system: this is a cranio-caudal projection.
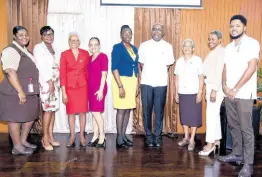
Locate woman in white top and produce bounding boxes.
[174,39,204,151]
[199,31,225,156]
[33,26,61,151]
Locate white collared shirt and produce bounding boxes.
[225,35,260,99]
[174,55,203,94]
[33,42,61,84]
[139,39,175,87]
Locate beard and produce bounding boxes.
[230,31,244,40]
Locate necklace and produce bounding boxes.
[126,47,135,55]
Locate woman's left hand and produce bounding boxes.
[196,92,202,103]
[95,89,103,101]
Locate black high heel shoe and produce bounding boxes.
[80,142,87,148]
[124,138,133,147]
[66,138,76,148]
[116,142,129,149]
[96,138,106,149]
[87,138,99,147]
[214,141,220,154]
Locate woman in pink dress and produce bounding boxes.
[87,37,108,148]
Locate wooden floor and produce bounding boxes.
[0,133,261,177]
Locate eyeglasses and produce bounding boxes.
[89,44,100,47]
[43,33,54,37]
[69,40,80,43]
[122,32,132,37]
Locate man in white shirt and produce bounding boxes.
[217,15,260,177]
[139,23,175,147]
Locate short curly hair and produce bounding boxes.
[230,14,247,26]
[40,26,54,35]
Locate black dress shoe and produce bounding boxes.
[96,139,106,149]
[154,136,162,147]
[217,153,243,164]
[116,142,129,149]
[238,164,253,177]
[154,142,162,147]
[154,138,162,147]
[87,138,99,147]
[145,140,154,147]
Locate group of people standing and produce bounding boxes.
[175,14,260,177]
[174,14,259,177]
[0,26,109,154]
[0,14,259,177]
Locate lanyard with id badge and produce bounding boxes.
[28,77,34,93]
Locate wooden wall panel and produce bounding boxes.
[134,8,181,133]
[177,0,262,133]
[180,0,262,59]
[0,0,8,133]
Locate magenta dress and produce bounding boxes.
[87,53,108,112]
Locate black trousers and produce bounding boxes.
[141,84,167,142]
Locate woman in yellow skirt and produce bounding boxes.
[111,25,139,149]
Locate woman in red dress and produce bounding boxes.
[60,32,89,147]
